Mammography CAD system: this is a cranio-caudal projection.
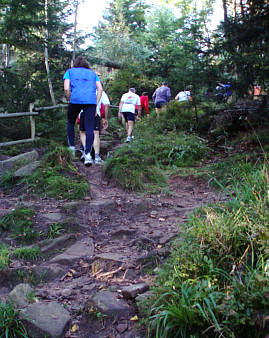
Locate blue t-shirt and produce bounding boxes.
[63,67,100,104]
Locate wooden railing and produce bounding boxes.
[0,103,39,147]
[0,102,122,147]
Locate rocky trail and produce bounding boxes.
[0,143,224,338]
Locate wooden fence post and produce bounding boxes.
[29,103,35,140]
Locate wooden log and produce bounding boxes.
[0,112,39,118]
[34,104,68,111]
[0,138,38,147]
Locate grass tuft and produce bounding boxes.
[0,302,28,337]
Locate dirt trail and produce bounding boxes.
[0,152,223,337]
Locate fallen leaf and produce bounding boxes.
[70,324,79,333]
[130,315,138,321]
[159,218,165,221]
[66,272,73,277]
[150,215,156,218]
[80,261,89,268]
[70,269,76,274]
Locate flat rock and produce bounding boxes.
[0,150,38,173]
[94,253,128,263]
[32,264,65,282]
[85,290,129,317]
[50,237,94,265]
[39,234,76,255]
[8,283,34,308]
[135,291,153,315]
[13,161,40,177]
[110,227,137,239]
[121,283,149,299]
[158,233,178,245]
[20,301,70,338]
[43,212,63,222]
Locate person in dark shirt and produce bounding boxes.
[152,81,171,116]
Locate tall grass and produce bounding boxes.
[147,161,269,337]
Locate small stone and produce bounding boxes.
[116,323,128,334]
[121,283,149,299]
[62,289,72,297]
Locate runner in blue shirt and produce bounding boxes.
[63,55,103,166]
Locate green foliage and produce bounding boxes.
[0,208,37,243]
[0,302,28,338]
[147,162,269,337]
[0,244,10,270]
[25,146,90,200]
[156,100,195,132]
[12,247,41,261]
[46,223,64,239]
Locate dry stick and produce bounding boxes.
[230,244,250,275]
[95,266,123,280]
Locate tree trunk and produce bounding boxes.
[222,0,228,23]
[71,0,79,67]
[44,0,56,105]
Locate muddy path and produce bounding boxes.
[0,150,223,338]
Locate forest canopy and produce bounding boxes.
[0,0,268,110]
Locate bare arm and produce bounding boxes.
[64,79,71,102]
[96,81,103,105]
[102,104,109,130]
[118,101,123,119]
[104,104,109,120]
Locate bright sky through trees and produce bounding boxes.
[77,0,223,33]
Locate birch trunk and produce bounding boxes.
[44,0,56,105]
[71,0,79,67]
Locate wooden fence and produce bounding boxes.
[0,103,39,147]
[0,103,120,148]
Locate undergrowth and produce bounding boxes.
[104,104,208,191]
[0,208,38,243]
[146,160,269,337]
[24,146,89,200]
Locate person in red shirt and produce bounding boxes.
[140,92,149,119]
[135,92,149,119]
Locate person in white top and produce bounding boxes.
[79,90,110,164]
[118,88,141,143]
[175,90,192,102]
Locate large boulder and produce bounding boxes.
[0,150,38,175]
[20,301,71,338]
[85,290,129,317]
[8,283,34,308]
[13,161,40,177]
